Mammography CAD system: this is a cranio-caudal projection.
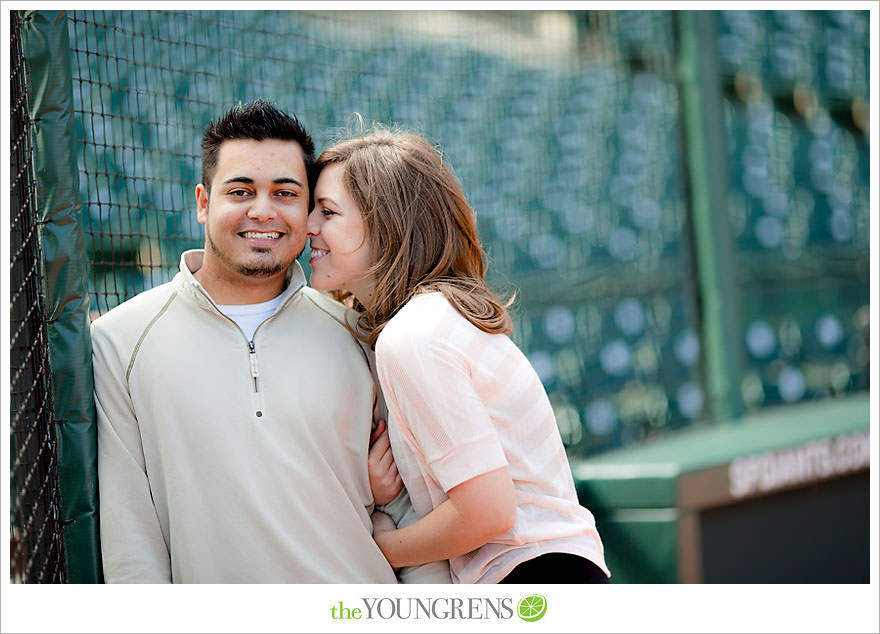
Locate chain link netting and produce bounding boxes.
[9,11,68,584]
[68,10,702,456]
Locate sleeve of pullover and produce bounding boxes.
[378,491,452,584]
[92,321,172,583]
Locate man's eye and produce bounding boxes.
[229,189,250,197]
[276,191,297,198]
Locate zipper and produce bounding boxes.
[248,340,260,393]
[192,283,291,420]
[248,340,264,419]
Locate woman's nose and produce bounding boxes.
[306,213,319,237]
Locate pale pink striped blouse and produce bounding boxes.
[375,292,609,584]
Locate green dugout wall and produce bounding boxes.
[573,393,870,583]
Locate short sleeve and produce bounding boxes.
[376,310,508,492]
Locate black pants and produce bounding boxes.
[499,552,609,584]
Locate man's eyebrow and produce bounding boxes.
[222,176,303,186]
[273,177,303,186]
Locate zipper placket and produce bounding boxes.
[247,339,264,419]
[192,284,297,420]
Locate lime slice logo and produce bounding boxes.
[517,594,547,622]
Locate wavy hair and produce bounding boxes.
[315,126,514,346]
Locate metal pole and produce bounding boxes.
[676,10,745,422]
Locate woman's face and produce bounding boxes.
[307,162,374,303]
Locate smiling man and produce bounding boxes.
[90,100,436,583]
[194,135,308,300]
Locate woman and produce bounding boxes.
[306,127,609,584]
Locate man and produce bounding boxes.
[92,99,447,583]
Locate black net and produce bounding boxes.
[9,11,68,584]
[67,10,698,456]
[66,9,869,459]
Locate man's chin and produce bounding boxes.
[237,262,285,278]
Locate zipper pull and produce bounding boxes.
[248,341,259,390]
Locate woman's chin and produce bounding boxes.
[307,277,340,294]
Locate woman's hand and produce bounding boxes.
[372,466,516,569]
[368,419,403,505]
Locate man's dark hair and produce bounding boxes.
[200,99,315,192]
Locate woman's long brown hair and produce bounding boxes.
[316,127,514,347]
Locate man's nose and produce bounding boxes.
[247,193,276,221]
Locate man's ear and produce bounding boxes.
[195,184,209,225]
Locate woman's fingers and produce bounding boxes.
[370,418,387,446]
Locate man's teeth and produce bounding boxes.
[242,231,281,239]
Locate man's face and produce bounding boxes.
[196,138,309,284]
